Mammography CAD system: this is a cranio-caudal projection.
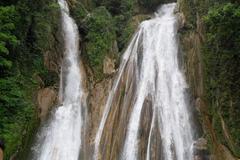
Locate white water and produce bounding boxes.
[32,0,84,159]
[122,3,193,160]
[94,3,194,160]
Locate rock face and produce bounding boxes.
[193,138,209,160]
[43,50,62,73]
[177,0,239,159]
[95,56,138,160]
[37,88,57,121]
[81,55,115,159]
[176,2,220,158]
[87,77,113,140]
[103,56,116,75]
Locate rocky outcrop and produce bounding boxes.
[83,78,114,159]
[96,57,138,160]
[37,88,57,121]
[103,56,116,75]
[193,138,209,160]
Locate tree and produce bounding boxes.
[0,6,18,73]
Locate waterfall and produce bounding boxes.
[94,3,194,160]
[31,0,85,159]
[122,4,194,160]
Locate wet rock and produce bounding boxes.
[194,138,208,150]
[177,12,186,29]
[103,56,116,75]
[193,138,210,160]
[147,118,163,160]
[37,88,57,121]
[95,60,137,160]
[43,51,59,73]
[138,95,153,160]
[84,76,113,159]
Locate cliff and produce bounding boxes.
[178,0,240,159]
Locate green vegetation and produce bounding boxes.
[70,0,138,80]
[179,0,240,157]
[138,0,164,10]
[0,0,61,159]
[113,0,135,51]
[70,0,156,80]
[84,6,116,79]
[70,1,88,29]
[203,2,240,156]
[0,6,18,70]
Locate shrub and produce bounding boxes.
[84,6,116,79]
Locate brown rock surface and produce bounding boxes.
[37,88,57,121]
[219,145,238,160]
[83,74,114,159]
[103,56,116,75]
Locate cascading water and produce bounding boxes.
[122,3,193,160]
[31,0,85,159]
[94,3,194,160]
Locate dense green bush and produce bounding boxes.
[100,0,122,15]
[203,2,240,156]
[70,1,88,29]
[70,0,140,79]
[90,0,135,51]
[0,0,61,159]
[138,0,160,10]
[0,6,19,72]
[84,6,116,79]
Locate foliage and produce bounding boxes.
[116,14,149,51]
[33,2,60,52]
[137,0,174,11]
[84,6,116,79]
[114,0,135,51]
[0,6,19,72]
[70,1,88,29]
[89,0,135,51]
[70,0,138,79]
[0,74,38,159]
[203,2,240,156]
[0,0,61,159]
[100,0,122,15]
[138,0,160,10]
